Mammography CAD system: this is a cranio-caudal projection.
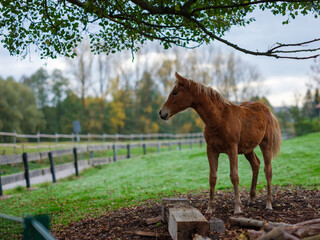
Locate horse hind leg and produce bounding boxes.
[244,151,261,204]
[206,147,219,214]
[260,142,273,210]
[228,149,242,214]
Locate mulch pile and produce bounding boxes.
[54,186,320,240]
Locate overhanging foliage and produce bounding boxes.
[1,1,320,59]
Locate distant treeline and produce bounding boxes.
[1,47,319,138]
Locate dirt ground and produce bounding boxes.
[54,186,320,240]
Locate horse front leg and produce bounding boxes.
[228,148,242,214]
[206,146,219,214]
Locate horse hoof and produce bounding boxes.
[234,210,243,214]
[266,203,273,210]
[206,207,213,214]
[234,208,242,214]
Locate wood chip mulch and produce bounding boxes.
[53,186,320,240]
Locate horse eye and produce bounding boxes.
[172,91,178,96]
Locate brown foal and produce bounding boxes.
[159,73,281,214]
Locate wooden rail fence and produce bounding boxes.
[0,131,203,145]
[0,138,205,194]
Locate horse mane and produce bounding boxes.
[175,77,233,106]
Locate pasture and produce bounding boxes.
[0,132,319,239]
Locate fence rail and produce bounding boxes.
[0,131,203,142]
[0,137,205,193]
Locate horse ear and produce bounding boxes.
[175,72,187,86]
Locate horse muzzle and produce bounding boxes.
[159,108,170,121]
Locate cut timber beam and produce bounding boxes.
[161,198,191,223]
[168,207,209,240]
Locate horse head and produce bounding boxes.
[159,72,193,120]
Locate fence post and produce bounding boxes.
[76,133,80,147]
[71,133,74,146]
[0,172,3,196]
[168,142,171,151]
[127,144,131,159]
[48,152,56,183]
[37,131,40,152]
[113,144,117,162]
[90,151,94,159]
[13,130,17,145]
[73,148,79,177]
[22,153,30,188]
[23,215,52,240]
[189,140,193,149]
[55,133,58,148]
[178,142,182,151]
[157,143,161,153]
[143,144,146,155]
[200,138,203,148]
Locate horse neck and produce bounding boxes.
[191,91,226,127]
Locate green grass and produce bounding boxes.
[0,133,319,237]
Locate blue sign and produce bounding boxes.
[73,120,81,133]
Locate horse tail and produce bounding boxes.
[271,113,281,159]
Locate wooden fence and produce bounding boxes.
[0,131,203,145]
[0,138,205,195]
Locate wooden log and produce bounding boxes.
[249,220,320,240]
[230,217,293,230]
[257,227,293,240]
[161,198,191,222]
[301,234,320,240]
[168,207,209,240]
[134,230,158,237]
[258,225,300,240]
[263,224,300,240]
[144,216,162,225]
[285,219,320,238]
[249,230,265,240]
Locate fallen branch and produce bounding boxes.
[230,217,293,230]
[231,217,320,239]
[134,230,158,237]
[260,224,299,240]
[301,233,320,240]
[144,216,162,225]
[286,219,320,238]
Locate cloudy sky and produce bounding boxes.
[0,9,319,107]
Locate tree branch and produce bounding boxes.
[62,0,320,59]
[186,15,320,59]
[191,0,315,13]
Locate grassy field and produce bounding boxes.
[0,132,319,237]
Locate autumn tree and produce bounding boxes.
[106,76,128,134]
[1,1,319,60]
